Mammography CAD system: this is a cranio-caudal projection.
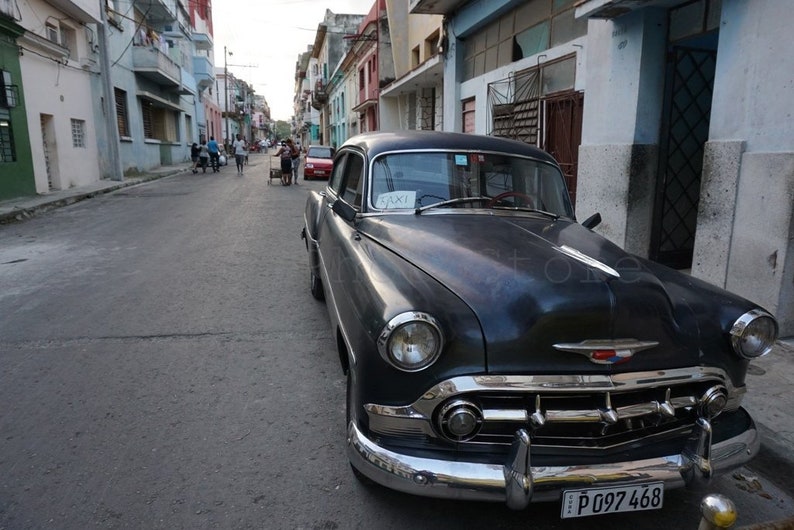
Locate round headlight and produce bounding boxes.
[730,310,778,359]
[378,312,444,372]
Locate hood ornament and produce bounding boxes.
[553,339,659,365]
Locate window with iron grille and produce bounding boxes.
[141,100,178,142]
[71,119,86,148]
[0,108,15,162]
[1,70,17,108]
[114,87,129,137]
[142,101,153,138]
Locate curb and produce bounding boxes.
[0,169,186,225]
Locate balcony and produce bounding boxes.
[192,31,213,51]
[35,0,100,22]
[313,80,328,104]
[132,46,181,88]
[136,0,176,22]
[409,0,468,15]
[192,55,214,90]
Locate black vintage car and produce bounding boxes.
[301,130,778,519]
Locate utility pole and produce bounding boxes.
[224,46,231,146]
[98,0,123,180]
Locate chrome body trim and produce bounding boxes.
[347,414,759,508]
[555,245,621,278]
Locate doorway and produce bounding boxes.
[650,1,720,269]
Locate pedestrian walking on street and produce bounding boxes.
[286,138,300,184]
[207,136,220,172]
[190,142,200,173]
[198,140,210,173]
[273,140,293,186]
[232,134,247,175]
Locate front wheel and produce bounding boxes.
[310,270,324,301]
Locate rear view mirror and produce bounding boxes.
[332,199,357,222]
[582,213,602,230]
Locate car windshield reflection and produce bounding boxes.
[370,151,572,217]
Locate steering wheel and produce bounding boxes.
[417,193,447,206]
[486,191,535,208]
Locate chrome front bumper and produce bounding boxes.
[347,413,760,510]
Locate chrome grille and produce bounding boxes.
[364,368,744,452]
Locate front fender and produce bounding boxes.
[324,229,486,409]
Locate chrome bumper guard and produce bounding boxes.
[347,415,759,510]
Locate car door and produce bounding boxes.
[317,150,366,325]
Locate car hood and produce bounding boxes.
[358,212,706,374]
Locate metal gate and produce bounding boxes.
[543,92,583,207]
[650,46,716,269]
[487,67,582,207]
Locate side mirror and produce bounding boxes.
[332,199,357,222]
[581,213,602,230]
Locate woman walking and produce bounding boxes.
[273,140,294,185]
[190,142,200,173]
[198,140,210,173]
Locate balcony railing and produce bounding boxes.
[132,45,181,88]
[192,55,213,90]
[314,80,328,104]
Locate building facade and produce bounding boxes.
[301,0,793,334]
[0,0,101,200]
[379,0,443,131]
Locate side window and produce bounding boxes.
[342,154,365,208]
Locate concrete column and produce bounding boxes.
[699,0,794,334]
[575,9,667,256]
[691,140,745,285]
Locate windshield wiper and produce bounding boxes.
[490,205,559,220]
[414,196,491,214]
[414,197,559,220]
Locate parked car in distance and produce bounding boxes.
[303,145,335,180]
[301,130,778,519]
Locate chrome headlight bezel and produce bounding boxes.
[377,311,444,372]
[730,309,778,359]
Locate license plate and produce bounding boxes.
[315,171,325,175]
[561,482,663,519]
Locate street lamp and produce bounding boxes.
[224,46,232,145]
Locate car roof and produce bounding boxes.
[340,130,558,165]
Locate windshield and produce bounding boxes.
[369,151,573,217]
[308,147,334,159]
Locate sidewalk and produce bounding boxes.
[0,163,189,224]
[0,165,792,464]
